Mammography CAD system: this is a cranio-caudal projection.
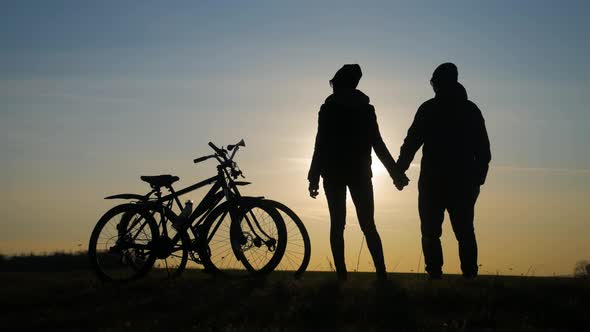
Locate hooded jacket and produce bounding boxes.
[308,89,398,184]
[397,82,491,189]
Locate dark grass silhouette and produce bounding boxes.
[1,254,589,331]
[0,251,89,272]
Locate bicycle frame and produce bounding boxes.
[137,166,231,245]
[129,165,272,256]
[105,140,277,264]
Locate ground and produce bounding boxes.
[1,270,589,331]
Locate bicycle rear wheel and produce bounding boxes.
[88,204,159,282]
[200,199,287,277]
[263,200,311,278]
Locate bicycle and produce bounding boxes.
[88,140,289,281]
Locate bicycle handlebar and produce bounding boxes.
[195,140,246,179]
[208,142,223,155]
[207,139,245,161]
[193,155,215,164]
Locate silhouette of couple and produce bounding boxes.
[308,63,491,281]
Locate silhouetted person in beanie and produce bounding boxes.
[396,63,491,279]
[308,64,408,281]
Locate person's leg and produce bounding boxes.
[418,187,446,278]
[349,176,387,279]
[448,186,480,278]
[323,178,348,280]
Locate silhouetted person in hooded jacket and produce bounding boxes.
[308,64,407,281]
[396,63,491,279]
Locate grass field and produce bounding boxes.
[1,268,588,331]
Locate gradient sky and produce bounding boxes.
[1,0,589,276]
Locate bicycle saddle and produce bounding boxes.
[140,175,180,188]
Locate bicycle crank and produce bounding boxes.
[151,236,174,259]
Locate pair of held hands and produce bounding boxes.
[308,171,410,199]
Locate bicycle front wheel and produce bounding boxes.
[263,200,311,278]
[88,204,159,282]
[200,199,287,277]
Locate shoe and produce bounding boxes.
[463,272,477,280]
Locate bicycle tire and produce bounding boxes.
[88,203,159,282]
[199,199,287,277]
[262,200,311,278]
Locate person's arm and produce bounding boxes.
[397,104,427,173]
[369,106,398,176]
[473,105,491,185]
[307,106,325,198]
[369,107,409,190]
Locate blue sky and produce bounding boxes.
[1,1,589,274]
[3,0,588,166]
